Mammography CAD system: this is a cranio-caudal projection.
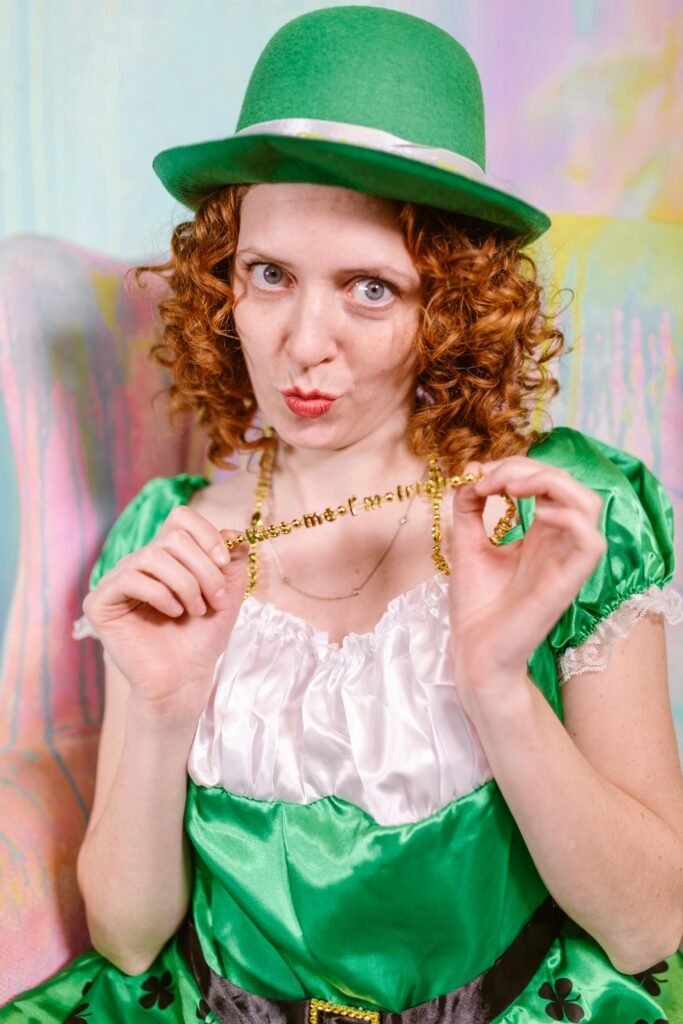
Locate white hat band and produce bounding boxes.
[234,117,502,189]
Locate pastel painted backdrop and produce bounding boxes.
[1,0,682,1002]
[2,0,681,721]
[3,0,682,256]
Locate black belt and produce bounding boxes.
[178,895,567,1023]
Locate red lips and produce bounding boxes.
[283,388,338,400]
[281,389,338,418]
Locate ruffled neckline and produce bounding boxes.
[238,570,449,654]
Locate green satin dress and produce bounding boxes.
[3,425,682,1023]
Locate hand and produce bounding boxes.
[447,456,606,708]
[82,506,249,721]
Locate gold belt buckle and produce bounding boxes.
[309,996,381,1023]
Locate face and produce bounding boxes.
[231,183,423,450]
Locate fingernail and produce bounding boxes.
[212,544,229,567]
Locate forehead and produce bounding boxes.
[238,183,416,268]
[241,182,399,220]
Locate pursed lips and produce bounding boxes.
[282,388,339,400]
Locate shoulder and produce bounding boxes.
[521,426,678,655]
[526,425,644,488]
[524,426,674,534]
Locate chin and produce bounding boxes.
[263,410,350,448]
[272,422,342,446]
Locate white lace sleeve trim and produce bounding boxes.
[72,613,115,665]
[72,613,100,640]
[556,582,683,685]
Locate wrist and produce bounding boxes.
[458,668,535,726]
[126,691,207,737]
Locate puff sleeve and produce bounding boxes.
[521,427,683,685]
[72,473,210,643]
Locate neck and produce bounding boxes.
[268,419,430,516]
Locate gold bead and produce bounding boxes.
[363,495,382,511]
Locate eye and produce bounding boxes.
[351,278,396,307]
[245,262,288,290]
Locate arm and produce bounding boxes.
[74,496,248,975]
[446,442,683,975]
[76,658,201,976]
[66,469,252,976]
[464,610,683,976]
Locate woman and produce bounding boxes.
[4,6,683,1022]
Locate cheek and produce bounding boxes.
[232,304,269,365]
[358,344,417,395]
[384,320,419,374]
[231,299,251,344]
[232,333,268,397]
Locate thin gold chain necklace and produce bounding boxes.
[264,447,427,601]
[223,431,517,599]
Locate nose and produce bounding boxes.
[283,285,338,368]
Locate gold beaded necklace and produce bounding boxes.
[265,448,428,601]
[222,434,517,599]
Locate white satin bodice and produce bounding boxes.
[73,577,683,827]
[188,572,492,826]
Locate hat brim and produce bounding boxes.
[152,134,551,244]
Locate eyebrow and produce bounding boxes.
[236,249,417,286]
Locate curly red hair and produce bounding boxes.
[132,184,571,474]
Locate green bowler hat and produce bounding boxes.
[152,5,551,244]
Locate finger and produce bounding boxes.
[84,572,185,621]
[475,463,599,519]
[157,528,235,610]
[219,527,250,564]
[484,499,601,657]
[476,465,602,521]
[157,505,235,569]
[448,460,494,553]
[532,507,606,573]
[501,538,607,654]
[126,546,209,616]
[451,461,489,509]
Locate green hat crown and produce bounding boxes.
[236,5,486,172]
[152,5,551,243]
